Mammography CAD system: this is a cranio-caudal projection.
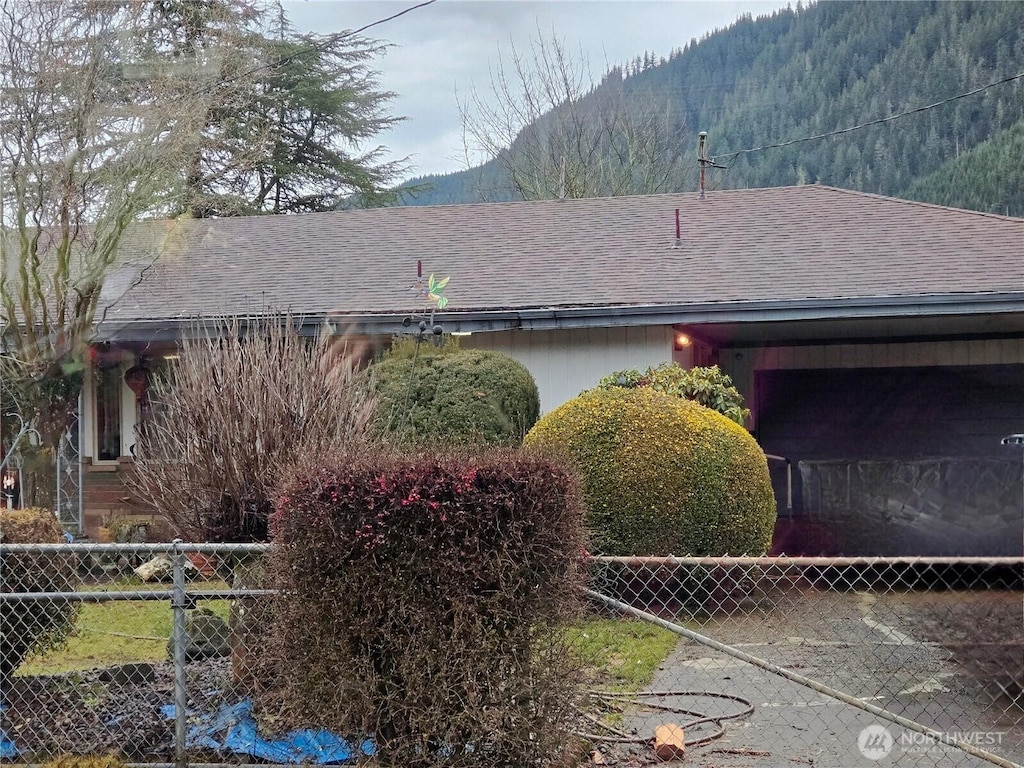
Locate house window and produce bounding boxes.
[95,362,122,460]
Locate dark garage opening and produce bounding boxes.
[756,364,1024,556]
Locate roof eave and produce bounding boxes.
[93,291,1024,342]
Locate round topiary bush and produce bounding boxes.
[0,507,79,685]
[525,387,776,555]
[372,339,540,445]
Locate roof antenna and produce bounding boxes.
[697,131,724,199]
[558,155,566,200]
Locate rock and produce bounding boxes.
[135,555,173,582]
[134,555,199,582]
[98,663,155,686]
[653,723,686,761]
[167,608,231,661]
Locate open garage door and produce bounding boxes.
[756,364,1024,556]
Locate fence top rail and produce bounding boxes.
[0,542,271,554]
[590,555,1024,567]
[0,588,278,602]
[0,546,1018,567]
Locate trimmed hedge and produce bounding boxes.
[255,450,586,767]
[0,508,79,684]
[371,339,540,445]
[525,388,776,556]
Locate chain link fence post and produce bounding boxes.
[170,539,191,768]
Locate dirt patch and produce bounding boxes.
[1,658,231,760]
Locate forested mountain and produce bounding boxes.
[399,1,1024,215]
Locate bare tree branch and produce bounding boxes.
[459,29,684,200]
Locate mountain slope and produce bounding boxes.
[400,1,1024,215]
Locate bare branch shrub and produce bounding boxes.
[128,316,378,542]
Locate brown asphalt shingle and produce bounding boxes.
[98,185,1024,325]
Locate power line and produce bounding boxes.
[195,0,437,96]
[713,70,1024,166]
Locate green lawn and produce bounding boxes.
[18,594,231,676]
[567,617,679,690]
[19,598,677,689]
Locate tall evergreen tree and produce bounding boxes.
[145,1,405,217]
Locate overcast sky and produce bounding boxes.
[283,1,786,179]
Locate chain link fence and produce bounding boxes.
[0,544,1021,767]
[585,556,1023,767]
[0,542,269,766]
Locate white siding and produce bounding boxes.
[462,326,675,413]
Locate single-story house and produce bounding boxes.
[71,184,1024,555]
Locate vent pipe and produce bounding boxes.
[698,131,708,199]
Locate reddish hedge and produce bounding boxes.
[254,450,587,768]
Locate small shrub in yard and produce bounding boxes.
[254,450,587,768]
[525,387,776,556]
[371,337,540,445]
[40,756,125,768]
[0,507,79,685]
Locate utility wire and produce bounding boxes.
[194,0,437,95]
[713,70,1024,166]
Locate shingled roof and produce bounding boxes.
[96,185,1024,338]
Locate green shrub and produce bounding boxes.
[525,388,775,556]
[372,338,540,445]
[0,507,79,683]
[256,449,586,767]
[597,363,750,425]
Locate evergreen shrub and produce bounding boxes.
[525,387,775,556]
[255,450,586,767]
[597,362,750,425]
[371,339,540,445]
[0,507,79,684]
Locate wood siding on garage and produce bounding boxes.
[463,326,675,413]
[754,364,1024,462]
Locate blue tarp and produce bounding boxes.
[1,729,17,759]
[0,701,18,759]
[160,699,374,765]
